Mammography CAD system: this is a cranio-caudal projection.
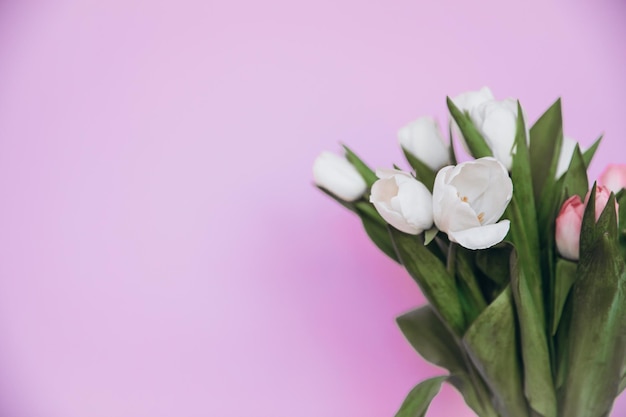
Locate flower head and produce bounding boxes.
[313,151,367,202]
[433,157,512,250]
[370,169,433,235]
[555,185,618,261]
[398,116,450,171]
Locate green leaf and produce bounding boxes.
[389,227,465,335]
[402,149,436,192]
[462,286,530,417]
[423,227,438,246]
[396,306,499,417]
[561,231,626,417]
[354,202,400,262]
[507,103,544,323]
[551,258,578,335]
[561,145,589,200]
[529,98,563,202]
[510,251,557,417]
[394,376,446,417]
[397,306,466,373]
[446,97,492,159]
[582,135,602,168]
[448,122,458,165]
[475,243,513,287]
[316,185,358,212]
[342,145,378,187]
[455,247,488,323]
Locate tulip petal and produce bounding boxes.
[449,220,510,250]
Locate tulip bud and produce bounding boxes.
[313,151,367,202]
[370,169,433,235]
[469,98,519,170]
[432,157,512,250]
[452,87,495,114]
[599,164,626,193]
[555,136,578,179]
[398,117,450,171]
[555,186,618,261]
[555,195,585,261]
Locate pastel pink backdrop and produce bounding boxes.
[0,0,624,416]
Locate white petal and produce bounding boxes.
[555,136,581,179]
[398,117,450,171]
[398,180,433,231]
[373,199,420,235]
[449,220,511,250]
[313,151,367,201]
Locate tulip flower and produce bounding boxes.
[313,151,367,202]
[452,87,495,114]
[433,157,513,250]
[555,136,578,179]
[398,116,450,171]
[451,87,525,170]
[598,164,626,193]
[468,98,519,170]
[370,169,433,235]
[555,186,618,261]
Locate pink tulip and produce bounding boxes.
[555,186,618,261]
[598,164,626,193]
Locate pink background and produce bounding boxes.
[0,0,624,416]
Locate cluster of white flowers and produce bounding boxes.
[312,87,587,251]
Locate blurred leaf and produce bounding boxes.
[582,135,602,168]
[316,185,358,212]
[342,145,378,187]
[394,376,446,417]
[455,247,488,323]
[561,145,589,200]
[511,251,557,417]
[396,306,498,417]
[397,306,465,372]
[579,184,598,257]
[389,228,465,335]
[551,258,578,335]
[561,228,626,417]
[475,242,513,287]
[529,98,563,202]
[423,227,438,245]
[462,286,530,417]
[402,150,436,192]
[448,122,458,165]
[446,97,492,159]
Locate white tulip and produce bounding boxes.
[469,98,519,170]
[370,169,433,235]
[398,116,450,171]
[433,157,513,250]
[313,151,367,202]
[452,87,495,113]
[555,136,583,179]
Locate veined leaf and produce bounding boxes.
[462,286,530,417]
[396,307,497,417]
[394,376,446,417]
[475,242,513,287]
[561,230,626,417]
[507,103,544,325]
[529,98,563,203]
[551,258,578,335]
[389,228,465,335]
[511,251,557,417]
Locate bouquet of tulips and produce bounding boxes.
[313,88,626,417]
